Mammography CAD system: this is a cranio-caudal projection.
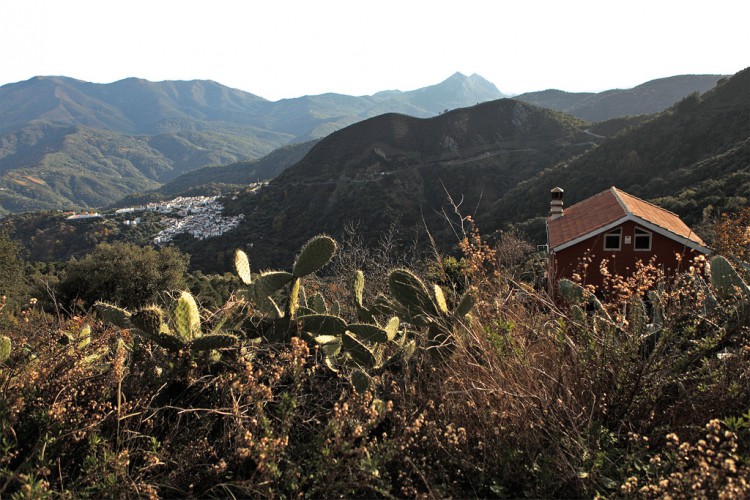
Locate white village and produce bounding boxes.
[90,196,245,244]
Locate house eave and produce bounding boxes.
[550,214,711,255]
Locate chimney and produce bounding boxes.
[550,187,564,220]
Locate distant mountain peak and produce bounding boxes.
[446,71,469,80]
[426,72,505,101]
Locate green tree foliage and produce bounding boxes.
[0,230,24,299]
[58,242,188,309]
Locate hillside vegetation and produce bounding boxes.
[491,68,750,239]
[0,122,290,213]
[144,140,319,198]
[0,72,726,214]
[0,220,748,498]
[0,74,506,213]
[182,99,599,271]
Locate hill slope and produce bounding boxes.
[0,73,508,212]
[179,70,748,272]
[491,68,750,238]
[0,121,287,212]
[515,74,726,121]
[182,99,599,270]
[113,140,320,206]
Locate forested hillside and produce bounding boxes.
[491,68,750,239]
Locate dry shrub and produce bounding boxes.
[377,223,750,497]
[621,420,750,498]
[1,221,748,498]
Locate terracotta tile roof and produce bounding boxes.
[547,187,706,249]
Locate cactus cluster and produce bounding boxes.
[557,277,666,354]
[234,235,338,342]
[96,290,238,354]
[233,237,420,390]
[380,268,475,352]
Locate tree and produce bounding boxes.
[59,242,188,309]
[0,230,24,299]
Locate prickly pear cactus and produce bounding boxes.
[433,284,449,314]
[347,323,388,343]
[389,268,437,317]
[190,334,237,352]
[455,291,475,317]
[351,369,372,394]
[308,292,328,314]
[558,278,584,304]
[710,255,749,299]
[342,332,377,369]
[131,306,165,337]
[297,314,348,336]
[253,272,294,301]
[94,301,132,329]
[234,249,253,285]
[354,270,365,308]
[173,291,201,343]
[292,235,337,278]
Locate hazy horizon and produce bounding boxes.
[2,0,748,100]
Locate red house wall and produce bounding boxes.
[550,220,702,290]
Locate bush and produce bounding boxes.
[58,242,188,309]
[0,227,748,497]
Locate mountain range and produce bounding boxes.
[174,68,748,272]
[514,74,724,122]
[0,72,727,214]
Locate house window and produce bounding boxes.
[634,227,652,251]
[603,228,622,251]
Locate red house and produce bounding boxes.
[546,187,710,293]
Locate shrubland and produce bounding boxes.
[0,213,748,498]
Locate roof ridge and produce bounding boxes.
[613,186,681,218]
[610,186,629,214]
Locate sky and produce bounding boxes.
[1,0,748,101]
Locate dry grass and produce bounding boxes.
[1,226,749,498]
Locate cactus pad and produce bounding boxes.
[297,314,347,335]
[433,284,449,315]
[173,291,201,342]
[558,278,584,304]
[131,306,165,337]
[190,334,237,351]
[710,255,749,299]
[150,332,186,353]
[384,316,400,341]
[292,235,337,278]
[234,249,253,285]
[354,270,365,308]
[388,268,436,316]
[314,335,342,357]
[347,323,388,343]
[95,301,132,329]
[0,335,10,363]
[455,292,475,317]
[343,332,377,368]
[308,292,328,314]
[351,369,372,394]
[254,271,294,300]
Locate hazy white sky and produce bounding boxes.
[2,0,747,100]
